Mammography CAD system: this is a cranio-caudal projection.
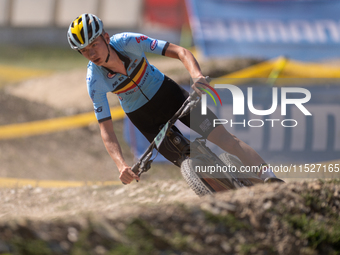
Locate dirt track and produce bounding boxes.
[0,179,339,254]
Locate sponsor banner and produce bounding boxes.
[194,80,340,164]
[144,0,189,29]
[186,0,340,60]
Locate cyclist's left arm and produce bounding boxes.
[163,43,208,95]
[117,33,208,94]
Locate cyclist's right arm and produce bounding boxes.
[99,119,140,184]
[87,64,139,183]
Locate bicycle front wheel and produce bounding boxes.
[181,158,213,197]
[218,153,263,186]
[180,157,238,197]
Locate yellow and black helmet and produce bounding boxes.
[67,13,104,50]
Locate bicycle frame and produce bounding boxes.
[128,90,243,190]
[129,91,200,179]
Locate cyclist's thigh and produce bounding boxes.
[179,104,218,139]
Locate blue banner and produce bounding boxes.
[186,0,340,60]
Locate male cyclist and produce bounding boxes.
[67,13,283,184]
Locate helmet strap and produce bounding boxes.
[102,34,110,63]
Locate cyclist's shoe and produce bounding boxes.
[264,177,285,183]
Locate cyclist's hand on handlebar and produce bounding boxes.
[119,166,140,184]
[192,76,210,97]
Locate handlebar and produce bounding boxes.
[131,161,140,175]
[122,147,153,185]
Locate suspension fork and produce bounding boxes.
[166,128,191,166]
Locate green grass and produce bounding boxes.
[204,211,250,233]
[0,45,164,72]
[284,213,340,252]
[11,237,51,255]
[0,44,88,71]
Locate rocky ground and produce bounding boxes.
[0,58,339,254]
[0,179,339,255]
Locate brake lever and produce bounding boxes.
[138,150,153,174]
[179,95,201,119]
[138,159,153,178]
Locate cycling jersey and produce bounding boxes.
[86,32,169,122]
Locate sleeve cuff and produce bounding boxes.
[162,42,170,56]
[98,116,112,123]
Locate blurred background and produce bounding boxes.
[0,0,189,46]
[0,0,340,184]
[1,0,339,59]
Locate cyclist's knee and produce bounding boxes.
[208,126,241,152]
[222,134,242,154]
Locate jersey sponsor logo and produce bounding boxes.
[150,40,158,51]
[131,60,138,69]
[95,106,103,113]
[112,81,118,88]
[90,89,96,101]
[125,87,139,95]
[122,33,132,45]
[135,36,148,43]
[89,79,97,86]
[107,73,116,79]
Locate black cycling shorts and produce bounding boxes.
[126,76,218,166]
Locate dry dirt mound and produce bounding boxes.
[0,179,339,255]
[4,69,119,114]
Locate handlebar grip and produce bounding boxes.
[131,162,140,174]
[121,162,140,185]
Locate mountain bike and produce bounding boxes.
[124,91,263,196]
